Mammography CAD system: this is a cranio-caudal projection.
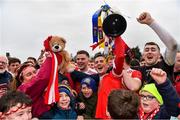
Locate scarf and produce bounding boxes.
[139,106,159,120]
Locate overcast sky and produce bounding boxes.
[0,0,180,62]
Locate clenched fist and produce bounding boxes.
[150,68,167,84]
[137,12,154,25]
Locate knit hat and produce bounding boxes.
[81,77,97,92]
[140,83,163,105]
[58,85,73,99]
[58,85,76,108]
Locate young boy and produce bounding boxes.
[40,85,77,119]
[76,77,97,119]
[0,91,33,120]
[139,68,180,119]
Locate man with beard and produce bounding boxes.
[0,55,12,97]
[135,12,179,85]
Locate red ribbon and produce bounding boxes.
[90,39,105,50]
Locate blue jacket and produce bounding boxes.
[154,79,180,119]
[40,105,77,120]
[0,71,12,84]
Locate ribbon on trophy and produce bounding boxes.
[91,4,113,55]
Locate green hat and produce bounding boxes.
[140,83,163,105]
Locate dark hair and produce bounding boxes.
[27,57,38,67]
[27,57,37,62]
[8,57,21,65]
[0,91,32,113]
[125,54,131,65]
[89,57,94,62]
[108,89,139,119]
[76,50,90,58]
[94,52,105,60]
[15,63,34,86]
[130,59,140,67]
[144,42,160,51]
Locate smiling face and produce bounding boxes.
[76,54,89,72]
[81,84,93,98]
[143,44,161,66]
[58,92,71,109]
[140,91,160,113]
[94,56,108,75]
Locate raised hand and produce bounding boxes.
[150,68,167,84]
[45,51,52,58]
[137,12,154,25]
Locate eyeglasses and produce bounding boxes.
[139,94,156,101]
[0,61,7,65]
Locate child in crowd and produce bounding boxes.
[76,77,98,119]
[0,91,35,120]
[40,85,77,119]
[139,68,180,119]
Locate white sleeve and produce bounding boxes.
[149,21,178,65]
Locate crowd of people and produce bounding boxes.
[0,12,180,120]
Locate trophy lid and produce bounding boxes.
[102,13,127,37]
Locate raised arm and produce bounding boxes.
[70,70,100,87]
[150,68,180,117]
[122,69,142,91]
[112,37,125,76]
[137,12,178,65]
[26,56,52,99]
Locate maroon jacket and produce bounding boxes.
[18,57,52,117]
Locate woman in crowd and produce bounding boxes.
[16,52,52,117]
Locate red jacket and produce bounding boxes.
[95,71,125,119]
